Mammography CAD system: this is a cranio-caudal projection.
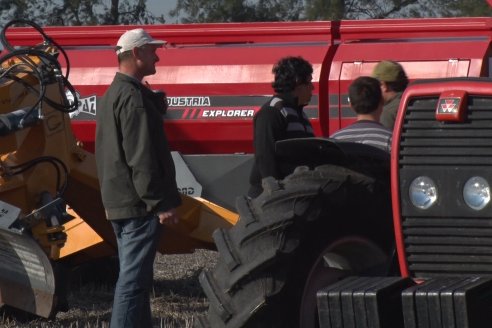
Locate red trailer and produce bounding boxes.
[5,17,492,211]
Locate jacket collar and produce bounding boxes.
[115,72,142,88]
[276,92,302,110]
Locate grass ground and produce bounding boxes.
[0,249,218,328]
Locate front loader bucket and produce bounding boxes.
[0,230,56,318]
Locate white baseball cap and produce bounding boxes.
[115,28,166,55]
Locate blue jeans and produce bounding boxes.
[110,214,161,328]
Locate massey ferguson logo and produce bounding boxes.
[66,91,97,118]
[438,98,459,114]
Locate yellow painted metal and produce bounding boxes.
[58,194,239,259]
[58,207,104,258]
[179,196,238,243]
[31,221,66,260]
[0,53,239,259]
[0,48,239,317]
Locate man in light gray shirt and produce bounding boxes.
[330,76,392,153]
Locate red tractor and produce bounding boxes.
[198,77,492,328]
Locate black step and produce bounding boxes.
[401,276,492,328]
[317,276,414,328]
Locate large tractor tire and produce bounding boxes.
[197,164,394,328]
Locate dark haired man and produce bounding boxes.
[95,28,181,328]
[372,60,409,129]
[330,76,392,153]
[248,56,315,198]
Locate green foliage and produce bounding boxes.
[0,0,490,26]
[169,0,254,23]
[170,0,304,23]
[0,0,166,26]
[446,0,492,17]
[304,0,343,20]
[173,0,492,22]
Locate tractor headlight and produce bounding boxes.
[409,176,438,210]
[463,176,490,211]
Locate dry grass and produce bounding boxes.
[0,249,218,328]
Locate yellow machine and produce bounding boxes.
[0,21,238,318]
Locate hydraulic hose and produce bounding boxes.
[0,20,78,115]
[0,19,71,79]
[0,108,39,136]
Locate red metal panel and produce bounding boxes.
[5,21,333,46]
[4,18,492,153]
[391,79,492,277]
[339,17,492,41]
[328,18,492,132]
[8,22,334,154]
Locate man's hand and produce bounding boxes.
[156,208,179,225]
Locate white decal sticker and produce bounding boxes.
[66,91,97,118]
[168,97,211,107]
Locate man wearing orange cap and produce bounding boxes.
[96,28,181,328]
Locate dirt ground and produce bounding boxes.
[0,249,218,328]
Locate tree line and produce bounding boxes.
[0,0,490,26]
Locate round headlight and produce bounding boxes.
[463,176,490,211]
[409,176,438,210]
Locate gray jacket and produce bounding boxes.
[95,73,181,220]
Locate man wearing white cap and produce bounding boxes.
[95,28,182,328]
